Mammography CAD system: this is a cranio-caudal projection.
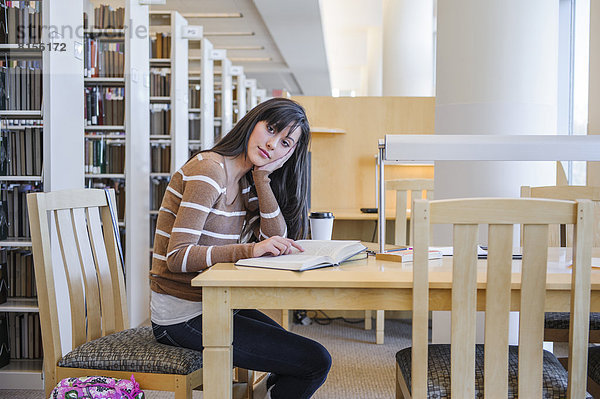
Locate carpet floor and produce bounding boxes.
[0,317,413,399]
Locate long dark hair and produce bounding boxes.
[205,97,310,240]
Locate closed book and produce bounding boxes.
[375,249,443,263]
[0,200,7,240]
[0,255,7,304]
[0,313,8,367]
[236,240,367,271]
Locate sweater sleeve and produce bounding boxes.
[249,169,288,240]
[164,160,255,273]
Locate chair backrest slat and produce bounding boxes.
[411,197,592,398]
[410,200,430,398]
[72,207,102,341]
[99,195,128,331]
[450,223,478,398]
[54,208,88,348]
[518,224,549,398]
[483,224,513,398]
[568,201,594,397]
[87,205,121,334]
[27,193,62,383]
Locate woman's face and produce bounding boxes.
[247,121,302,167]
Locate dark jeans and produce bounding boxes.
[152,310,331,399]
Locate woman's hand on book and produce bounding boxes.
[253,236,304,257]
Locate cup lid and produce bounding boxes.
[310,212,334,219]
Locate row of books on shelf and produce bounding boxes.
[0,248,36,298]
[3,312,43,361]
[0,127,43,176]
[0,61,43,111]
[86,5,125,30]
[189,85,201,109]
[150,144,171,174]
[84,39,124,78]
[0,119,41,127]
[86,179,125,221]
[214,92,222,117]
[150,105,170,135]
[189,114,201,141]
[0,1,42,44]
[84,139,125,175]
[150,177,168,211]
[150,69,171,97]
[0,183,40,239]
[150,33,171,59]
[85,86,125,126]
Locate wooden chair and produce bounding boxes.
[366,179,433,343]
[388,178,434,247]
[521,185,600,345]
[28,189,253,398]
[395,198,593,398]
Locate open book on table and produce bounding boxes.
[235,240,367,271]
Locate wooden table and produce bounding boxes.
[192,248,600,399]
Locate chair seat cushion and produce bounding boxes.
[588,346,600,385]
[396,344,590,398]
[544,312,600,330]
[58,326,202,375]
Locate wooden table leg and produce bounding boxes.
[376,310,385,344]
[203,287,233,399]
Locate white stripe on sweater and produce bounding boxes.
[260,208,281,219]
[166,186,183,199]
[201,230,240,240]
[171,227,239,241]
[153,253,167,261]
[206,246,213,267]
[181,201,246,217]
[181,173,224,193]
[172,227,203,236]
[156,229,170,238]
[159,207,176,217]
[181,245,193,273]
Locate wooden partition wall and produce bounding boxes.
[292,96,435,241]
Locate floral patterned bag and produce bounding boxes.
[49,375,145,399]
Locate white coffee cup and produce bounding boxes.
[309,212,334,240]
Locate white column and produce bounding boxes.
[125,0,150,328]
[433,0,560,345]
[367,26,383,96]
[382,0,434,96]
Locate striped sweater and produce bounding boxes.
[149,152,287,301]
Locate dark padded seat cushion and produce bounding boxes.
[544,312,600,330]
[588,346,600,385]
[58,326,203,375]
[396,344,591,398]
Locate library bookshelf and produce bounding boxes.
[212,48,233,143]
[188,37,214,154]
[231,65,246,125]
[148,10,188,250]
[0,0,85,389]
[83,0,150,331]
[245,77,258,111]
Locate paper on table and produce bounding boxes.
[429,246,488,256]
[566,257,600,269]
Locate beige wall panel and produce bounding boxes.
[292,96,435,214]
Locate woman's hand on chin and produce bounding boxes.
[253,236,304,257]
[255,145,296,174]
